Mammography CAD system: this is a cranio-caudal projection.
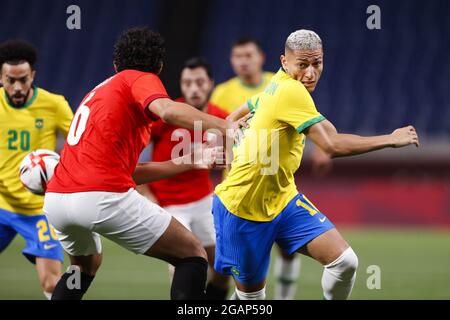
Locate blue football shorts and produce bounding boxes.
[213,193,334,286]
[0,207,64,263]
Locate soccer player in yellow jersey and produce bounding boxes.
[210,37,274,114]
[0,40,73,299]
[213,30,419,300]
[211,38,305,299]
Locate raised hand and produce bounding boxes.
[391,125,420,148]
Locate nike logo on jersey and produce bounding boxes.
[44,244,58,250]
[319,217,327,223]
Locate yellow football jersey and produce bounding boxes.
[0,86,73,215]
[210,72,274,113]
[215,69,325,222]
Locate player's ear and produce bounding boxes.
[113,62,118,73]
[280,55,287,70]
[30,69,36,81]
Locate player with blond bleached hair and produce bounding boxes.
[216,29,420,300]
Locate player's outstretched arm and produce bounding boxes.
[226,102,251,122]
[305,119,420,158]
[133,143,224,185]
[148,98,230,135]
[133,160,194,185]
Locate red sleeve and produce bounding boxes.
[150,120,164,141]
[208,103,229,119]
[131,74,169,120]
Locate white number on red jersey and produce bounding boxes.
[67,91,95,146]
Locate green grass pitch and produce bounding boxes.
[1,228,449,299]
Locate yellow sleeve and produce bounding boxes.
[210,84,225,106]
[276,83,325,133]
[56,96,74,138]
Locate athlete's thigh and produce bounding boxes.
[165,205,192,232]
[170,206,215,250]
[94,189,172,255]
[275,194,335,257]
[297,228,349,265]
[145,216,205,265]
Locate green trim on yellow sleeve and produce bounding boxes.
[247,99,255,112]
[296,115,326,134]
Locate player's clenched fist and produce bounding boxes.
[391,125,420,148]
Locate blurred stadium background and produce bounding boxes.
[0,0,449,299]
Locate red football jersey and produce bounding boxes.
[148,98,228,207]
[47,70,169,193]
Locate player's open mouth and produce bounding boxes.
[12,97,25,103]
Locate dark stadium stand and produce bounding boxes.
[1,0,448,138]
[0,0,162,111]
[201,0,450,137]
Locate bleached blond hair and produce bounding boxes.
[285,29,322,51]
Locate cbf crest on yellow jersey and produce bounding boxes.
[215,68,325,222]
[0,86,73,215]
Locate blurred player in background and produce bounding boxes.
[211,37,302,300]
[43,28,239,300]
[216,29,420,300]
[139,57,230,300]
[210,37,274,114]
[0,40,73,299]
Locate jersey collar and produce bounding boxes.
[4,85,38,109]
[238,75,265,89]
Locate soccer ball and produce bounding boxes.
[19,149,60,195]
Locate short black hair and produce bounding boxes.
[232,37,263,52]
[183,57,213,79]
[0,40,38,69]
[113,27,165,74]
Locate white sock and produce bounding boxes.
[43,291,52,300]
[231,287,266,300]
[274,254,301,300]
[321,247,358,300]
